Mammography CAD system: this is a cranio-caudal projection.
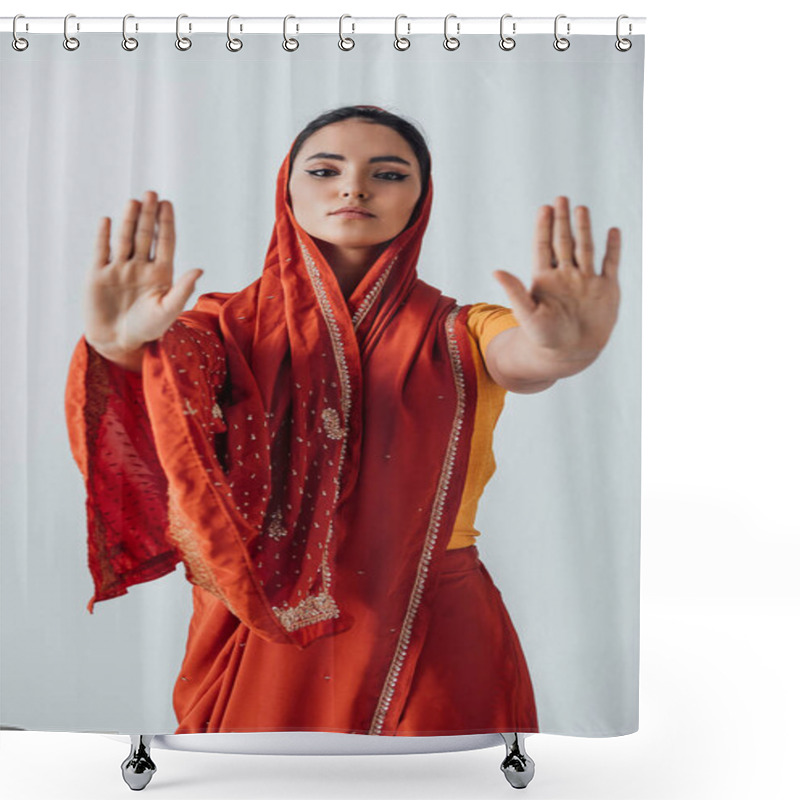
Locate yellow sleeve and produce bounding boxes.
[466,302,520,356]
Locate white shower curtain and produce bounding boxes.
[1,24,643,738]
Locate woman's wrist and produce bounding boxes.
[85,338,146,372]
[503,326,598,382]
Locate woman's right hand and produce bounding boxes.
[84,190,203,370]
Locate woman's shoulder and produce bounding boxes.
[463,302,519,348]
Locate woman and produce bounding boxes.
[65,105,621,735]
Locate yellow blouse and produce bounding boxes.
[446,303,520,549]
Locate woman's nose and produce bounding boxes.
[340,178,367,198]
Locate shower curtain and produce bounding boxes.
[0,21,644,739]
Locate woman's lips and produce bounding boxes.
[332,210,375,219]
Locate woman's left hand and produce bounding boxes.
[493,196,621,365]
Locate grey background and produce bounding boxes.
[0,32,643,735]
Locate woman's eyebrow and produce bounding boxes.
[304,152,412,167]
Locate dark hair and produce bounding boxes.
[288,105,431,226]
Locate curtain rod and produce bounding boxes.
[1,16,646,36]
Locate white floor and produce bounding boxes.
[2,597,797,799]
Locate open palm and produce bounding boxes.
[493,196,621,362]
[85,191,203,358]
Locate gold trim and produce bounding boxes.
[351,252,399,331]
[82,344,121,594]
[299,236,352,419]
[297,235,354,605]
[368,306,468,734]
[166,486,236,616]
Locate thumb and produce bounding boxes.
[493,270,534,310]
[161,268,203,318]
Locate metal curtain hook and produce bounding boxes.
[339,14,355,51]
[615,14,632,51]
[554,14,570,51]
[122,14,138,51]
[283,15,299,51]
[12,14,29,51]
[63,13,80,51]
[176,14,192,50]
[394,14,410,51]
[499,13,516,50]
[227,15,243,51]
[443,14,460,51]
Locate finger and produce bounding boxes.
[552,196,575,266]
[93,217,111,269]
[133,190,158,261]
[493,270,537,313]
[154,200,176,266]
[601,228,622,280]
[159,268,204,319]
[115,198,140,262]
[574,206,595,274]
[533,205,554,276]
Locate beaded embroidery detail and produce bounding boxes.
[272,590,340,633]
[299,236,352,420]
[321,408,345,440]
[166,486,237,617]
[351,252,399,331]
[267,509,289,541]
[289,235,354,629]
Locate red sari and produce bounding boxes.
[65,137,538,735]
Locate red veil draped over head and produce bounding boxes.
[65,118,536,735]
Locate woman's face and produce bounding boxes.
[288,119,423,251]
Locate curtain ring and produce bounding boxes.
[615,15,632,52]
[122,14,138,51]
[12,14,29,52]
[283,15,299,52]
[175,14,192,51]
[63,13,80,51]
[226,15,243,52]
[443,14,460,51]
[339,15,355,51]
[553,14,570,51]
[394,15,410,51]
[499,13,516,51]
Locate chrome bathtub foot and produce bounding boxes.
[121,735,156,791]
[500,732,535,789]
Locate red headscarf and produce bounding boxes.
[66,118,479,664]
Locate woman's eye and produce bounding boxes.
[305,169,409,181]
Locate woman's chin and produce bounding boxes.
[313,233,391,251]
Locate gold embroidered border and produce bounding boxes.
[297,235,354,605]
[166,486,237,617]
[351,252,398,331]
[299,236,352,419]
[82,344,121,594]
[368,306,467,734]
